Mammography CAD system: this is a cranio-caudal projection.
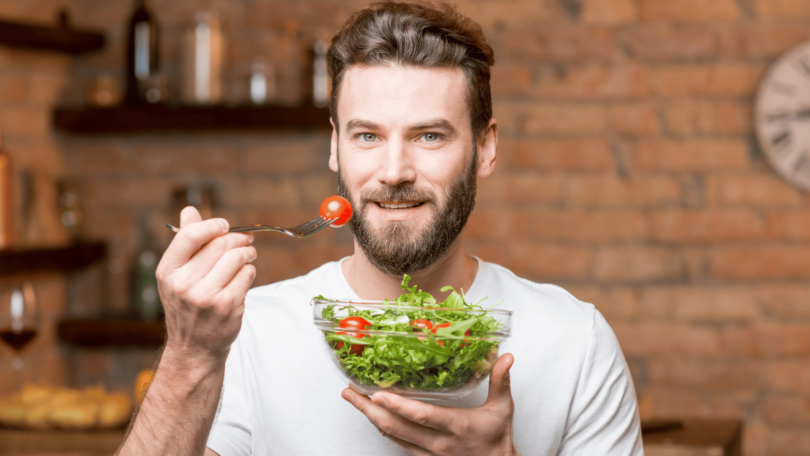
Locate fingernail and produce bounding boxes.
[217,219,229,230]
[342,390,355,404]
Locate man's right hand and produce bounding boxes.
[156,206,257,366]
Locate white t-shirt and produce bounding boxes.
[207,258,643,455]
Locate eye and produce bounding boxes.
[421,132,441,142]
[360,133,377,142]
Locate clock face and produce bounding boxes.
[755,41,810,192]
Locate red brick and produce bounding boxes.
[243,136,328,174]
[710,246,810,280]
[1,106,49,139]
[536,65,649,100]
[706,175,803,207]
[648,357,763,392]
[500,28,615,62]
[757,285,810,320]
[81,179,174,209]
[460,0,564,28]
[664,100,753,136]
[506,242,591,280]
[708,393,751,419]
[767,210,810,241]
[565,286,638,320]
[756,0,810,20]
[494,102,607,136]
[672,325,721,356]
[763,397,810,426]
[633,139,749,171]
[719,25,810,58]
[612,322,673,356]
[593,247,683,282]
[527,210,649,242]
[478,172,561,205]
[623,25,717,61]
[135,143,240,174]
[640,386,705,418]
[755,323,810,357]
[521,104,608,135]
[513,139,614,171]
[490,65,533,98]
[640,0,740,21]
[294,244,354,275]
[610,103,658,136]
[650,209,765,243]
[651,64,765,97]
[0,74,28,103]
[769,428,810,456]
[720,326,759,357]
[581,0,637,25]
[465,210,528,240]
[563,174,681,207]
[297,172,339,206]
[640,286,759,322]
[767,361,810,393]
[221,177,301,209]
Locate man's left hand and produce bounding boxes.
[341,353,520,456]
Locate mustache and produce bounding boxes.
[359,186,436,206]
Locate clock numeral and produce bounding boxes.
[771,130,792,152]
[796,57,810,76]
[770,82,796,96]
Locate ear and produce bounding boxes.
[329,117,339,172]
[476,118,497,179]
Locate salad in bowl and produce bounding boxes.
[312,275,512,400]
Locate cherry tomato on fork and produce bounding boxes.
[320,195,353,228]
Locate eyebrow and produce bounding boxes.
[343,118,458,136]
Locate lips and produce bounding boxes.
[377,201,424,211]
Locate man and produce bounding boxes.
[117,3,643,455]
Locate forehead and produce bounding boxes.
[336,65,469,132]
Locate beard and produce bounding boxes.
[337,147,478,276]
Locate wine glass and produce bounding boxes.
[0,282,40,387]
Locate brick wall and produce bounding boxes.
[2,0,810,453]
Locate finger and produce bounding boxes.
[371,392,456,432]
[204,248,257,293]
[183,232,254,280]
[212,264,256,309]
[179,206,203,228]
[341,389,443,447]
[160,217,229,271]
[483,353,515,411]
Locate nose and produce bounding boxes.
[376,138,416,187]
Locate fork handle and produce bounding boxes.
[228,225,285,233]
[165,223,285,234]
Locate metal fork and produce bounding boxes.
[166,215,338,238]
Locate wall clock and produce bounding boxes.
[755,41,810,192]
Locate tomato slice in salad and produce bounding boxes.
[339,316,372,330]
[320,195,353,228]
[410,319,434,330]
[335,331,365,355]
[432,322,451,334]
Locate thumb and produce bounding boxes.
[483,353,514,412]
[179,206,204,228]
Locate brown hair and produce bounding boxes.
[328,2,495,138]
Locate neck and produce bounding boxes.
[342,234,478,301]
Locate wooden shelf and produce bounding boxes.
[53,104,333,134]
[0,19,104,54]
[57,318,165,347]
[0,241,106,277]
[642,419,741,456]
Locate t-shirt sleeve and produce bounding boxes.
[557,309,643,455]
[206,335,253,456]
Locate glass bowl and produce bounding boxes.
[312,298,512,400]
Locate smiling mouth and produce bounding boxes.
[376,201,425,211]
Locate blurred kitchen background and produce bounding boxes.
[1,0,809,454]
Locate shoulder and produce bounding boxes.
[482,261,597,334]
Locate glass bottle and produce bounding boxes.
[182,12,223,105]
[125,0,160,106]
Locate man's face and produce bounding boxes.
[330,65,479,276]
